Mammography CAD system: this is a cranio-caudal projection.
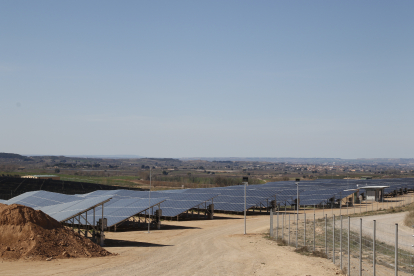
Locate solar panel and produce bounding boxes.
[5,190,83,208]
[150,193,218,217]
[79,189,218,218]
[37,195,112,222]
[81,197,167,227]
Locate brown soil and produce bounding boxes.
[0,203,112,261]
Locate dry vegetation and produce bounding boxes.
[404,204,414,227]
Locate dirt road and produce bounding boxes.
[2,214,342,276]
[346,211,414,253]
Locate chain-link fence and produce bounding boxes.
[269,195,414,276]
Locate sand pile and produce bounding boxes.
[0,203,112,260]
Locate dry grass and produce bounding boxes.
[404,204,414,227]
[348,202,414,218]
[311,250,327,258]
[293,246,329,259]
[276,238,288,246]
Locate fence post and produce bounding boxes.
[277,204,279,239]
[270,209,273,238]
[373,220,376,276]
[282,212,284,240]
[296,207,298,249]
[348,216,351,276]
[395,223,398,276]
[288,213,290,246]
[340,215,343,271]
[325,214,328,259]
[333,214,336,264]
[360,218,362,276]
[304,212,306,247]
[313,213,316,252]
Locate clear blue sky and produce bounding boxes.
[1,1,413,158]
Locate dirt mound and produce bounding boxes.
[0,203,112,261]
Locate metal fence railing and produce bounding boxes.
[269,194,414,276]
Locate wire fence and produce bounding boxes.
[269,194,414,276]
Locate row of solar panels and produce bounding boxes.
[3,178,414,228]
[3,190,216,227]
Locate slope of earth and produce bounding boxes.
[0,203,111,260]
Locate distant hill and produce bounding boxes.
[0,153,26,159]
[33,154,146,159]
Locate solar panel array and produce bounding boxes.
[3,178,414,228]
[0,176,145,201]
[78,197,167,227]
[78,190,218,218]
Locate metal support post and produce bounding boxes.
[333,214,335,264]
[92,207,96,242]
[100,203,105,247]
[325,214,328,258]
[323,203,325,217]
[296,181,299,249]
[296,213,298,249]
[270,209,273,237]
[348,216,350,276]
[360,218,362,276]
[288,213,291,246]
[347,202,349,216]
[243,178,247,235]
[148,167,151,234]
[340,215,342,271]
[373,220,376,276]
[282,212,284,240]
[313,213,316,252]
[395,223,398,276]
[276,204,279,239]
[304,213,306,247]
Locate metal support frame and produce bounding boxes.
[62,200,110,245]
